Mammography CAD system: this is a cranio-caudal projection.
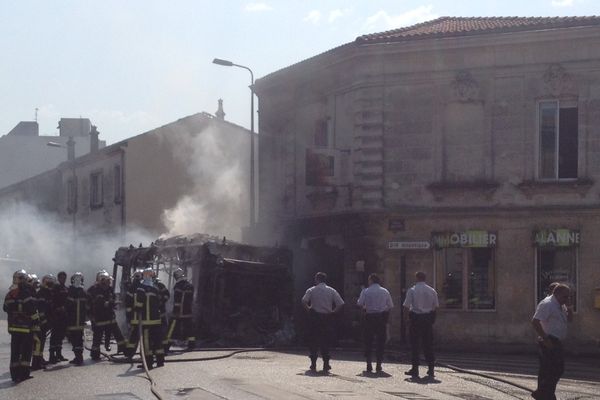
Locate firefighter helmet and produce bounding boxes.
[173,268,186,281]
[12,269,28,285]
[132,269,143,282]
[142,267,155,280]
[29,274,40,288]
[71,272,84,287]
[96,269,110,283]
[42,274,56,287]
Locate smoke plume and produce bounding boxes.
[161,124,249,241]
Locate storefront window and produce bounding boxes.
[537,247,577,311]
[435,243,496,311]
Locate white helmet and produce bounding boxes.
[132,269,143,281]
[71,272,84,287]
[13,269,28,285]
[173,268,186,282]
[96,269,110,283]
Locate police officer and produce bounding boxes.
[125,268,165,369]
[65,272,88,365]
[32,274,54,370]
[166,268,195,351]
[301,272,345,372]
[49,271,69,364]
[88,270,126,360]
[4,269,39,382]
[357,273,394,373]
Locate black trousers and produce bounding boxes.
[308,312,332,361]
[10,332,33,382]
[409,312,435,368]
[126,324,165,364]
[91,321,126,355]
[49,320,66,352]
[364,312,387,364]
[534,337,564,400]
[167,317,195,344]
[67,329,84,356]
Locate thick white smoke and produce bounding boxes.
[161,124,249,241]
[0,202,154,292]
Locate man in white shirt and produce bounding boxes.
[531,284,573,400]
[301,272,344,372]
[402,271,439,378]
[357,273,394,373]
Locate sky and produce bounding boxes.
[1,0,597,145]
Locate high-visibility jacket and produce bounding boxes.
[88,283,116,325]
[65,286,88,331]
[172,280,194,319]
[51,283,69,321]
[125,280,140,322]
[3,285,38,334]
[36,286,52,330]
[133,284,162,326]
[155,280,169,319]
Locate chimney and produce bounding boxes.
[215,99,226,121]
[67,136,75,161]
[90,125,99,153]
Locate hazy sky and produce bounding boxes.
[1,0,597,145]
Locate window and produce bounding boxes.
[436,247,495,310]
[313,118,332,148]
[90,171,103,208]
[537,247,577,311]
[114,165,122,203]
[67,178,77,213]
[538,101,578,180]
[305,149,335,186]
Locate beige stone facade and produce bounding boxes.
[254,18,600,347]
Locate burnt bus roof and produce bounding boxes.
[112,234,291,271]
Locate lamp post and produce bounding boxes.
[212,58,256,228]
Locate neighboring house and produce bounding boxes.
[254,17,600,348]
[0,108,251,263]
[0,118,105,189]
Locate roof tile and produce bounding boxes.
[357,16,600,43]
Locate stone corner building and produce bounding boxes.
[254,17,600,348]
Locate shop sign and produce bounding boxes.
[431,230,497,248]
[388,241,431,250]
[388,218,405,231]
[534,229,580,247]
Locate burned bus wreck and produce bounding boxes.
[112,234,294,346]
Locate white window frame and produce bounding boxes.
[535,99,578,182]
[434,247,497,312]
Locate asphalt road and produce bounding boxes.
[0,322,598,400]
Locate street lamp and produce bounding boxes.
[212,58,256,228]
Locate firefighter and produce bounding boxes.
[125,269,143,331]
[28,274,47,371]
[166,268,196,351]
[154,273,170,352]
[31,274,55,370]
[125,268,165,369]
[4,269,39,382]
[88,270,126,360]
[49,271,69,364]
[65,272,88,365]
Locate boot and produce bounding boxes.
[156,354,165,368]
[48,349,58,364]
[57,349,68,362]
[366,362,373,373]
[323,357,331,373]
[187,340,196,351]
[90,349,100,361]
[309,356,317,371]
[117,343,126,354]
[31,356,45,371]
[405,366,419,377]
[376,362,382,373]
[427,363,435,377]
[69,352,83,365]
